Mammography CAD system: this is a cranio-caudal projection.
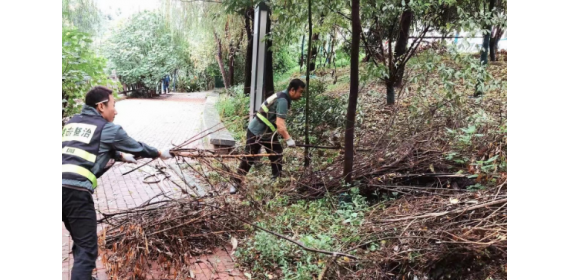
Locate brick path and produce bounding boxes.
[62,92,246,280]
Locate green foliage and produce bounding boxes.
[289,79,363,142]
[62,27,115,118]
[216,85,250,142]
[406,48,506,179]
[334,50,351,68]
[235,188,369,279]
[105,11,190,89]
[174,75,202,93]
[62,0,102,35]
[407,47,493,121]
[175,65,216,92]
[272,45,297,77]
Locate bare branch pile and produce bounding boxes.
[99,194,246,279]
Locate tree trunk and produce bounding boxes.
[327,31,335,67]
[480,0,495,65]
[489,34,496,62]
[319,41,325,68]
[244,8,254,95]
[309,32,319,71]
[300,34,305,71]
[386,82,395,105]
[343,0,360,183]
[480,30,491,65]
[309,16,323,72]
[490,26,504,61]
[304,0,313,167]
[475,0,494,97]
[229,30,244,86]
[394,7,413,87]
[229,43,235,87]
[214,31,230,90]
[263,17,275,100]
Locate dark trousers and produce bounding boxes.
[62,187,98,280]
[237,129,283,180]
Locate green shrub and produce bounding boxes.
[236,188,369,279]
[288,78,362,143]
[62,27,113,118]
[175,75,201,92]
[216,85,250,142]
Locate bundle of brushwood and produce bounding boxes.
[336,181,507,280]
[98,193,247,279]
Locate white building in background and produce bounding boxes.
[353,27,507,54]
[414,30,507,52]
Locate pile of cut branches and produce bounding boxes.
[98,194,246,279]
[338,182,507,279]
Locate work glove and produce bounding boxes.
[159,148,174,160]
[121,153,137,164]
[286,138,296,148]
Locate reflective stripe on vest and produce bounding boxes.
[256,112,276,132]
[62,146,97,163]
[62,164,98,188]
[62,112,107,189]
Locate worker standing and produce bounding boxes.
[232,79,306,194]
[62,86,173,279]
[163,74,171,94]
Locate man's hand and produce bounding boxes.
[286,138,296,147]
[121,153,137,163]
[159,148,174,160]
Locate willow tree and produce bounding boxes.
[62,0,102,35]
[162,0,246,90]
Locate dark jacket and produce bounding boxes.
[62,105,159,192]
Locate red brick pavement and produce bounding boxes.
[62,92,246,280]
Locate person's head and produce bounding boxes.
[287,79,306,100]
[85,86,117,122]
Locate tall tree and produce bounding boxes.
[489,26,505,61]
[229,29,244,86]
[299,34,305,72]
[475,0,495,97]
[394,2,413,88]
[479,0,495,65]
[360,0,462,105]
[489,0,507,61]
[263,16,275,100]
[244,7,254,94]
[304,0,314,167]
[343,0,361,183]
[214,30,230,89]
[62,0,102,35]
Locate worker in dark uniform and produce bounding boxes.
[232,79,305,194]
[62,86,174,280]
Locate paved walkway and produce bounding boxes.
[62,92,245,280]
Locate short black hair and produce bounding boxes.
[288,79,306,92]
[85,86,113,107]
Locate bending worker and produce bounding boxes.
[233,79,306,194]
[62,86,174,280]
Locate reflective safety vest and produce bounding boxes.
[255,91,291,132]
[62,113,107,189]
